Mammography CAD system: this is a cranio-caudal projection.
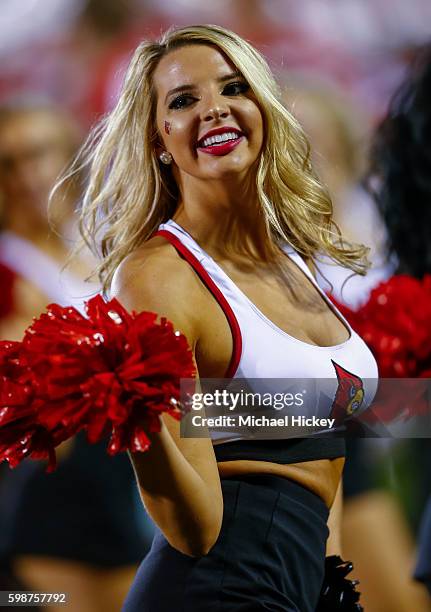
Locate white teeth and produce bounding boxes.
[200,131,240,147]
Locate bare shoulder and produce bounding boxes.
[112,236,184,291]
[111,236,203,344]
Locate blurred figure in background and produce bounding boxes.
[284,81,372,245]
[0,0,169,127]
[0,101,93,338]
[82,0,170,121]
[283,78,394,308]
[283,77,431,611]
[0,102,153,612]
[368,43,431,599]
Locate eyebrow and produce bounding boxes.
[164,71,244,104]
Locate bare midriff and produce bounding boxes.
[217,457,344,508]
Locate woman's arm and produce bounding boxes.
[111,245,223,557]
[326,479,343,557]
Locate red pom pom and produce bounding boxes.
[350,275,431,378]
[331,276,431,422]
[0,341,57,470]
[0,263,15,319]
[0,295,195,467]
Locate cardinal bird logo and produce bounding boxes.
[329,360,364,423]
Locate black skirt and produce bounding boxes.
[0,433,151,568]
[123,473,329,611]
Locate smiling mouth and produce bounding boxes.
[197,131,243,148]
[196,130,246,157]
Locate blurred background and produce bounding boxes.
[0,1,430,611]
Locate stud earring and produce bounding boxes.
[159,151,172,165]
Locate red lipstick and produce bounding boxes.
[196,126,244,156]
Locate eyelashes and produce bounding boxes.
[168,94,195,110]
[168,81,251,110]
[222,81,250,96]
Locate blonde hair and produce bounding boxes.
[58,24,369,292]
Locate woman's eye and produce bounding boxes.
[168,94,196,110]
[222,81,250,96]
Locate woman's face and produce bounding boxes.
[153,44,264,184]
[0,110,73,216]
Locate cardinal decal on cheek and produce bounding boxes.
[329,360,364,423]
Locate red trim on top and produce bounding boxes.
[153,229,242,378]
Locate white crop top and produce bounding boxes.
[155,220,379,450]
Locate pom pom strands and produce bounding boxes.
[358,275,431,378]
[0,263,15,319]
[316,555,363,611]
[332,275,431,378]
[330,275,431,423]
[0,340,56,470]
[0,295,195,471]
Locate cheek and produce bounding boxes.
[243,100,263,140]
[254,116,264,149]
[167,115,195,144]
[243,102,264,146]
[254,111,264,144]
[164,119,199,165]
[156,107,195,153]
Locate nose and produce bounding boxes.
[200,92,230,123]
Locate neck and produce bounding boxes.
[172,175,274,262]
